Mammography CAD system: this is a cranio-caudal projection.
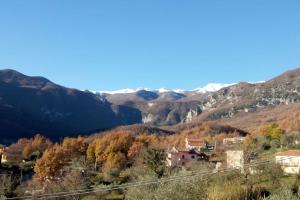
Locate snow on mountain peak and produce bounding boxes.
[98,87,172,94]
[87,81,266,95]
[173,89,185,93]
[156,88,171,93]
[193,83,236,93]
[94,84,234,95]
[99,88,150,94]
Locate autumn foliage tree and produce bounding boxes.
[34,145,68,181]
[127,134,159,159]
[61,136,88,157]
[87,131,135,172]
[34,136,87,181]
[127,142,143,160]
[5,139,31,162]
[243,134,257,151]
[4,134,52,162]
[22,134,53,159]
[262,123,285,140]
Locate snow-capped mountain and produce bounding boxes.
[192,83,236,94]
[1,67,299,143]
[98,83,235,95]
[99,88,148,94]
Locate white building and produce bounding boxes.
[276,150,300,174]
[0,147,8,164]
[226,150,244,173]
[185,138,206,151]
[223,137,245,145]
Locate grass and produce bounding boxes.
[280,176,297,186]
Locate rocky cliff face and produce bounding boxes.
[201,68,300,120]
[104,88,205,126]
[116,101,202,126]
[102,68,300,125]
[2,68,300,143]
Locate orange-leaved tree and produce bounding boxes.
[87,131,135,171]
[61,136,88,157]
[22,134,53,159]
[34,145,68,181]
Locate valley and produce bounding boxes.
[1,68,300,143]
[1,68,300,199]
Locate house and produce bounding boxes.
[223,137,245,145]
[226,150,244,173]
[185,138,217,152]
[166,147,209,167]
[0,147,13,164]
[0,147,7,164]
[0,148,8,164]
[275,150,300,174]
[226,150,260,174]
[185,138,206,151]
[0,147,3,165]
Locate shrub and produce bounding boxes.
[265,187,298,200]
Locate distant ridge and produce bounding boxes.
[97,83,235,95]
[0,67,299,143]
[0,69,142,143]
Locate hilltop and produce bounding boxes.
[1,67,300,142]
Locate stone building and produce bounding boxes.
[276,150,300,174]
[167,147,209,167]
[223,137,245,146]
[226,150,244,173]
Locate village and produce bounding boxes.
[166,136,300,175]
[1,126,300,200]
[2,135,300,176]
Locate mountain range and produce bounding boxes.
[0,68,300,143]
[97,83,235,95]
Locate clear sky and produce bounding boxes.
[0,1,300,91]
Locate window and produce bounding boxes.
[182,155,185,159]
[191,155,195,159]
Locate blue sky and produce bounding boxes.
[0,1,300,91]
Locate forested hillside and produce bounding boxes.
[1,120,300,199]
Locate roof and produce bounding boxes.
[186,138,205,146]
[276,150,300,156]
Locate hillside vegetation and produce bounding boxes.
[1,120,300,200]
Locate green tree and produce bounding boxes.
[266,123,285,140]
[142,149,166,178]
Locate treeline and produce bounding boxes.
[1,122,300,199]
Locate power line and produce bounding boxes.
[5,156,285,200]
[5,159,272,200]
[6,168,217,200]
[24,170,230,200]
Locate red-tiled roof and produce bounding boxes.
[276,150,300,156]
[187,139,205,146]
